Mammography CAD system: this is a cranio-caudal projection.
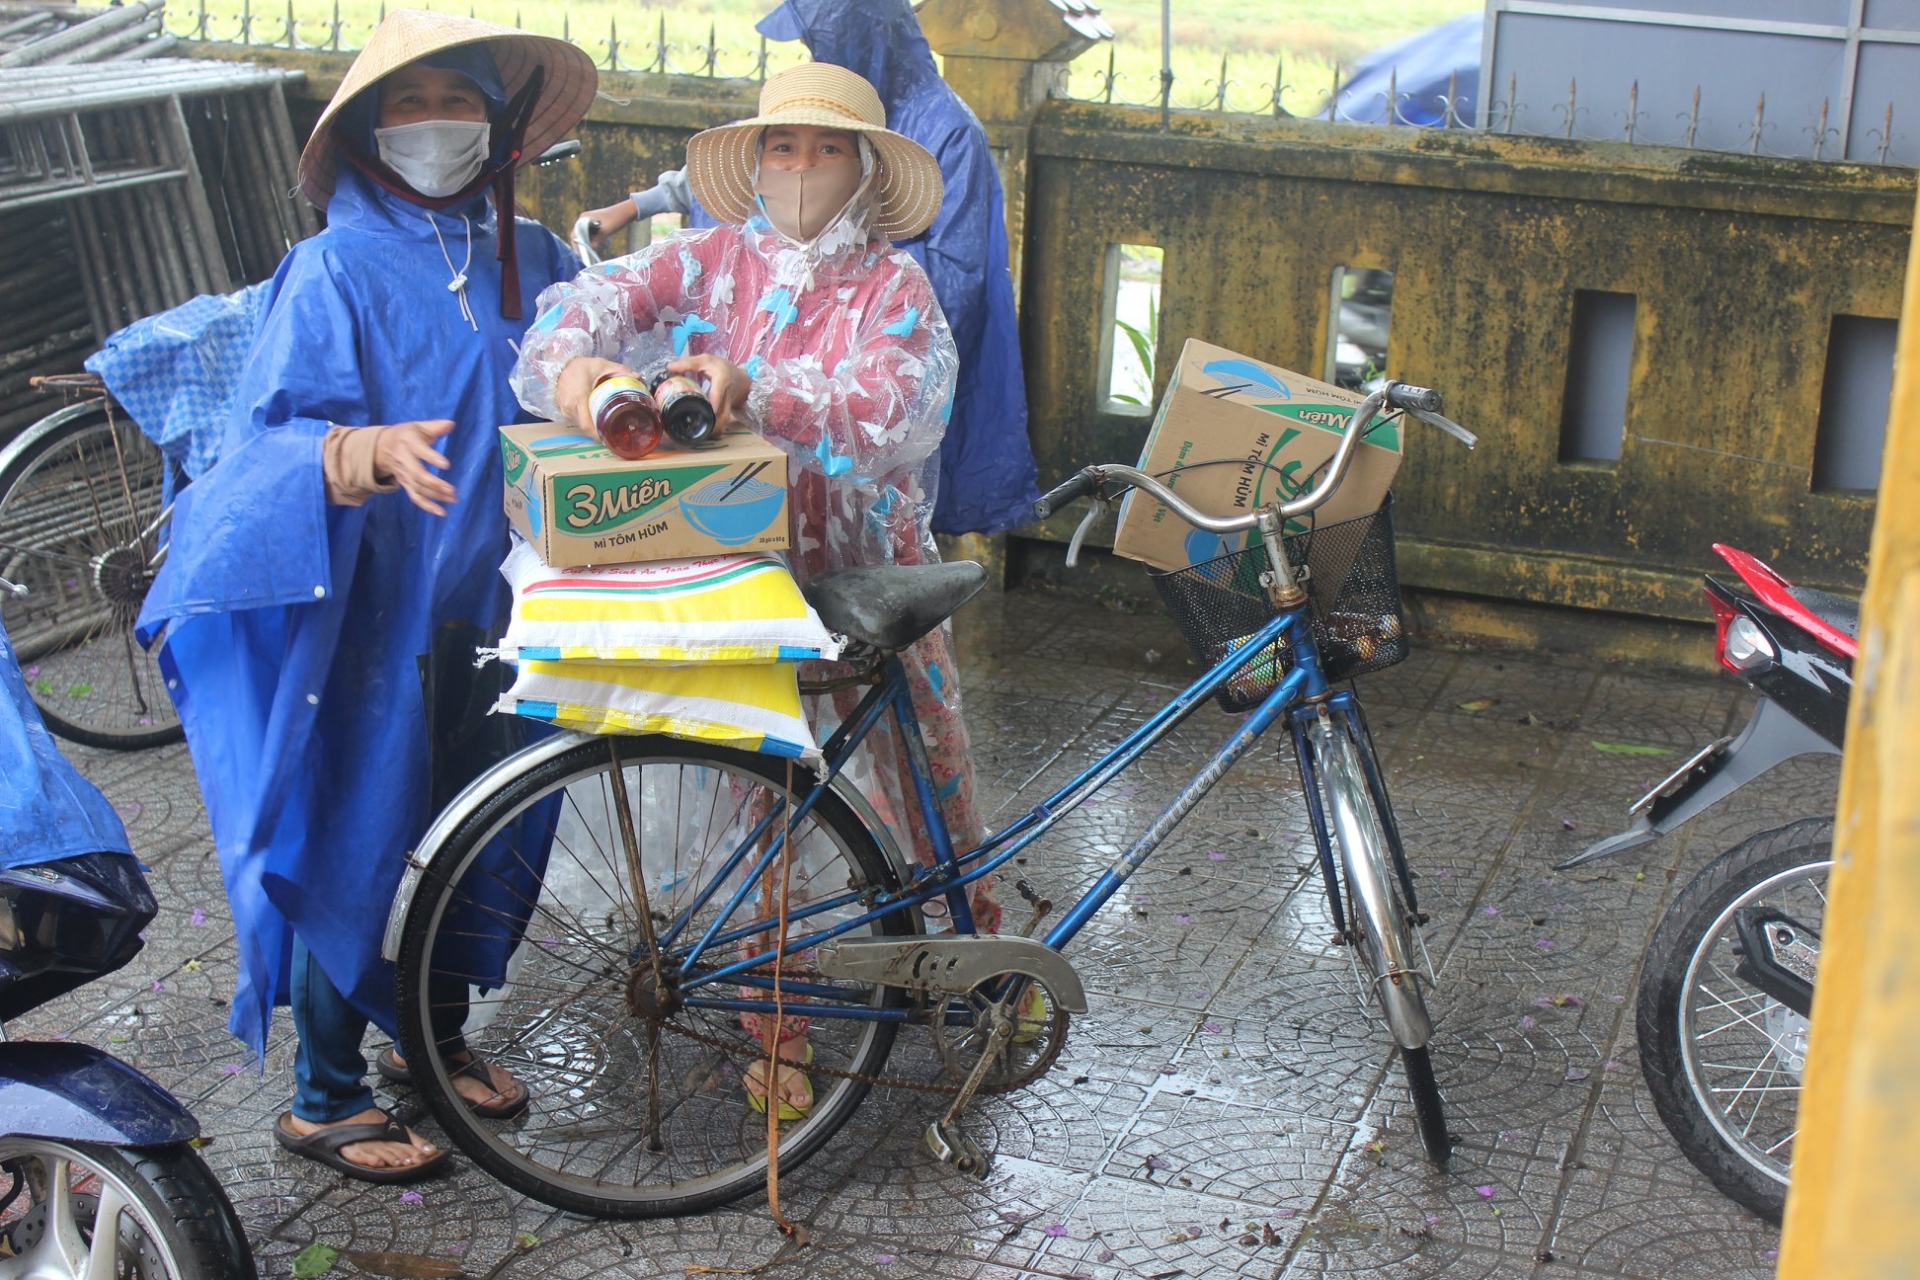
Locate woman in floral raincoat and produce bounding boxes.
[512,63,1002,1118]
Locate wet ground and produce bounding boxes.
[22,585,1828,1278]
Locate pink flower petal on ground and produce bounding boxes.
[1186,1226,1203,1239]
[25,665,39,677]
[1436,868,1450,878]
[1176,914,1193,924]
[220,1063,244,1074]
[1474,1185,1495,1198]
[151,980,164,993]
[1483,905,1500,916]
[399,1190,424,1204]
[1532,995,1555,1008]
[1208,851,1227,861]
[1565,1068,1591,1082]
[1424,1214,1442,1225]
[1098,1250,1116,1263]
[1043,1224,1068,1238]
[1518,1015,1536,1029]
[1274,1208,1298,1219]
[138,717,153,726]
[1535,938,1557,950]
[190,908,207,927]
[1204,1022,1223,1033]
[874,1254,895,1265]
[1604,1059,1624,1071]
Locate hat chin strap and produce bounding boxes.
[335,64,546,318]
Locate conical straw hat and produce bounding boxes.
[297,8,597,209]
[686,63,943,241]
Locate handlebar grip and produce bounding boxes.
[1385,383,1443,415]
[1034,469,1100,520]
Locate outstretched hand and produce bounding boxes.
[374,419,459,516]
[669,353,751,431]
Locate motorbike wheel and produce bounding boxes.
[0,1137,255,1280]
[1637,817,1831,1224]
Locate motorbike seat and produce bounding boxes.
[803,562,987,652]
[1790,585,1859,644]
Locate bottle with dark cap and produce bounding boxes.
[653,373,719,446]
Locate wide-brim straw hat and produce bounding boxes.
[686,63,943,241]
[297,8,597,209]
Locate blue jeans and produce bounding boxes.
[289,936,376,1123]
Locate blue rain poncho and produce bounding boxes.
[668,0,1038,535]
[0,620,131,871]
[136,166,580,1055]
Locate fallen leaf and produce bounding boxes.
[291,1244,339,1279]
[1457,697,1499,712]
[337,1249,466,1278]
[513,1231,540,1250]
[1590,741,1672,756]
[183,960,203,972]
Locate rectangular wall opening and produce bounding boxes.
[1096,242,1163,415]
[1325,266,1395,391]
[1559,290,1637,464]
[1813,314,1897,493]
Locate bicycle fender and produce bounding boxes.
[381,732,921,961]
[0,397,110,481]
[1557,698,1840,871]
[814,936,1090,1013]
[0,1042,198,1146]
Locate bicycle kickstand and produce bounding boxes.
[925,1004,1016,1180]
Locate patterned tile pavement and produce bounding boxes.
[17,586,1817,1278]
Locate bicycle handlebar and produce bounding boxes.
[1033,381,1472,536]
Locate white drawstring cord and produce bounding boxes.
[430,211,478,332]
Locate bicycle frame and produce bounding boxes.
[667,595,1347,1024]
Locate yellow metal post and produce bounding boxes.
[1777,189,1920,1275]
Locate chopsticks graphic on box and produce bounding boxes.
[716,460,772,502]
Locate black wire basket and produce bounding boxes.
[1149,495,1408,713]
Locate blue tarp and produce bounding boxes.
[0,619,132,870]
[1336,14,1482,128]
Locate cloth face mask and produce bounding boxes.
[754,158,864,244]
[374,119,492,198]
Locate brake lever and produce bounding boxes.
[1409,406,1476,449]
[1065,495,1109,568]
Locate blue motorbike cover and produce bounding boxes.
[0,621,132,872]
[0,1042,197,1146]
[695,0,1040,536]
[135,167,579,1057]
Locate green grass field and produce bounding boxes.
[178,0,1478,115]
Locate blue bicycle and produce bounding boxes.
[386,381,1475,1217]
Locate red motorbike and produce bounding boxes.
[1566,544,1853,1223]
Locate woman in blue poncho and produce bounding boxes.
[136,10,594,1182]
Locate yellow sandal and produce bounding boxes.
[744,1041,814,1121]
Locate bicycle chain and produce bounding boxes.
[652,1008,968,1095]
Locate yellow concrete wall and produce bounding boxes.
[1776,182,1920,1280]
[1020,103,1913,625]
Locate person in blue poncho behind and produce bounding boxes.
[577,0,1041,537]
[135,10,595,1182]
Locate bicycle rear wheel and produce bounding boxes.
[393,735,917,1218]
[1308,714,1451,1164]
[0,404,180,749]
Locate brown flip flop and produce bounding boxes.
[374,1047,531,1120]
[274,1111,450,1184]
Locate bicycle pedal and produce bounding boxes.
[925,1120,991,1180]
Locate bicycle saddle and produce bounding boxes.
[803,561,988,652]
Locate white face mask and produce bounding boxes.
[374,119,492,198]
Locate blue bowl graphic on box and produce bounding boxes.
[679,476,784,546]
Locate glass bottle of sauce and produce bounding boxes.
[589,372,664,460]
[654,373,718,446]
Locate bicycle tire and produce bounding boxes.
[0,403,182,750]
[1310,716,1451,1164]
[0,1136,258,1280]
[1637,817,1830,1224]
[394,735,917,1218]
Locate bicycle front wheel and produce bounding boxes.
[1309,715,1451,1164]
[393,735,917,1218]
[0,404,180,749]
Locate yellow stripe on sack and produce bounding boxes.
[536,643,796,665]
[524,659,805,719]
[519,591,812,624]
[540,702,772,754]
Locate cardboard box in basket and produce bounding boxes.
[1113,339,1402,572]
[501,423,789,567]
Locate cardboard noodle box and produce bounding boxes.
[1112,338,1403,572]
[501,422,790,567]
